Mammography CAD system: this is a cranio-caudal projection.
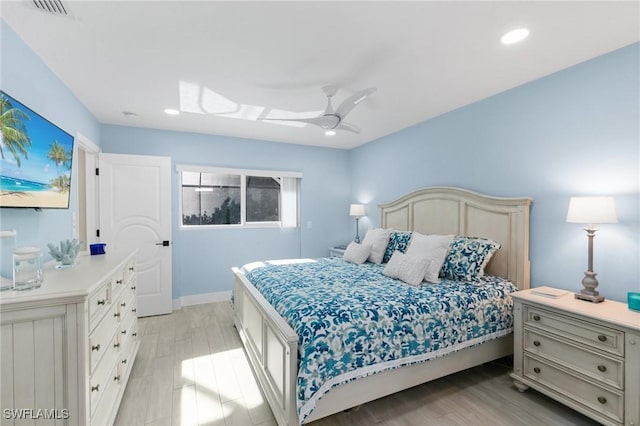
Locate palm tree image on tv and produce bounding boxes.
[0,91,75,208]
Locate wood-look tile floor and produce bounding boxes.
[115,302,600,426]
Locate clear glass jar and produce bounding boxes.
[13,247,43,290]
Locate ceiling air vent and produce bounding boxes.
[32,0,68,16]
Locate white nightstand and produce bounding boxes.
[510,288,640,426]
[329,246,347,257]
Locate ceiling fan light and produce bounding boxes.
[325,130,336,136]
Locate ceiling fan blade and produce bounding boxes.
[335,87,377,119]
[336,122,361,134]
[261,116,325,126]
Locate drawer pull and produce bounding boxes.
[597,396,607,404]
[533,340,541,347]
[114,342,120,349]
[114,312,121,318]
[132,332,137,337]
[122,359,127,364]
[116,280,123,284]
[114,375,121,382]
[121,302,126,308]
[597,365,607,372]
[129,266,134,271]
[121,330,127,335]
[533,367,541,374]
[91,385,100,392]
[97,299,106,306]
[598,335,607,342]
[131,286,137,290]
[132,308,137,313]
[91,344,101,352]
[532,315,541,321]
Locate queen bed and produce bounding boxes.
[232,187,532,425]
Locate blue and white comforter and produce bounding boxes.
[241,257,517,421]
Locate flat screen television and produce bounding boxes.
[1,91,75,209]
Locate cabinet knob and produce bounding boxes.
[97,299,106,306]
[532,315,541,321]
[121,302,126,308]
[533,340,541,347]
[114,375,121,382]
[131,286,137,291]
[132,308,137,313]
[598,335,607,342]
[91,385,100,392]
[114,342,120,349]
[121,330,127,335]
[597,396,607,404]
[122,359,127,364]
[132,332,137,337]
[116,280,123,285]
[597,365,607,373]
[533,367,541,374]
[129,266,134,271]
[91,344,100,352]
[114,312,121,318]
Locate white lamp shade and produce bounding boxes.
[566,196,618,224]
[349,204,366,217]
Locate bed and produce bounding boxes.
[232,186,532,425]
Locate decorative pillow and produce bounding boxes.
[382,231,413,263]
[441,236,501,281]
[361,228,393,264]
[405,233,454,283]
[342,242,372,264]
[382,251,429,286]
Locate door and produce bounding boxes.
[99,153,172,316]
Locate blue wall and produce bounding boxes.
[350,43,640,302]
[0,20,101,278]
[100,125,351,298]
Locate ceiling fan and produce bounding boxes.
[264,85,376,134]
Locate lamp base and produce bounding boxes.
[575,291,605,303]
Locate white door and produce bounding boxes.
[99,153,172,316]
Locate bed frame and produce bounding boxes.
[232,186,532,425]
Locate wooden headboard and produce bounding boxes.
[379,187,532,290]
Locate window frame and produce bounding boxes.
[177,165,301,230]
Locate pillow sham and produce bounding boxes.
[361,228,393,264]
[382,251,429,286]
[382,231,413,263]
[342,242,372,264]
[405,233,454,283]
[441,236,501,281]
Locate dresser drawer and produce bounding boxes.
[91,355,121,424]
[524,329,624,390]
[89,331,119,417]
[88,304,118,372]
[524,306,624,356]
[524,355,623,423]
[88,280,111,328]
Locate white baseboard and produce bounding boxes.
[172,290,232,311]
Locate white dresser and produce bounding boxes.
[511,288,640,426]
[0,249,139,426]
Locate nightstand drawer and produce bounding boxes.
[524,306,624,356]
[524,329,624,390]
[524,355,623,424]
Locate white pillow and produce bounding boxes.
[382,252,429,286]
[343,242,372,264]
[361,228,393,264]
[405,233,454,283]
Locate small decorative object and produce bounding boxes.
[349,204,366,243]
[629,292,640,312]
[90,243,107,256]
[13,246,43,290]
[566,196,617,303]
[48,239,82,267]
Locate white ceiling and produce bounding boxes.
[2,1,639,149]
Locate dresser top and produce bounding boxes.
[0,249,136,308]
[512,288,640,332]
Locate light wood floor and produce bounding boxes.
[115,302,600,426]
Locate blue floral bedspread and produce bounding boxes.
[241,257,518,421]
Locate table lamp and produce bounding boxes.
[349,204,366,243]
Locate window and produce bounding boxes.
[178,165,301,228]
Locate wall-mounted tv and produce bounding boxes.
[1,91,75,209]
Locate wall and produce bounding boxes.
[0,20,101,279]
[100,125,351,299]
[350,43,640,302]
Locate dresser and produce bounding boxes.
[0,250,139,426]
[511,288,640,426]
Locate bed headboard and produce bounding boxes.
[379,187,532,290]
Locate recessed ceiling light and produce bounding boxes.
[325,130,336,136]
[164,108,180,115]
[501,28,530,45]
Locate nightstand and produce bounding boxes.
[510,288,640,426]
[329,246,347,257]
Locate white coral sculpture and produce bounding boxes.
[48,239,83,265]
